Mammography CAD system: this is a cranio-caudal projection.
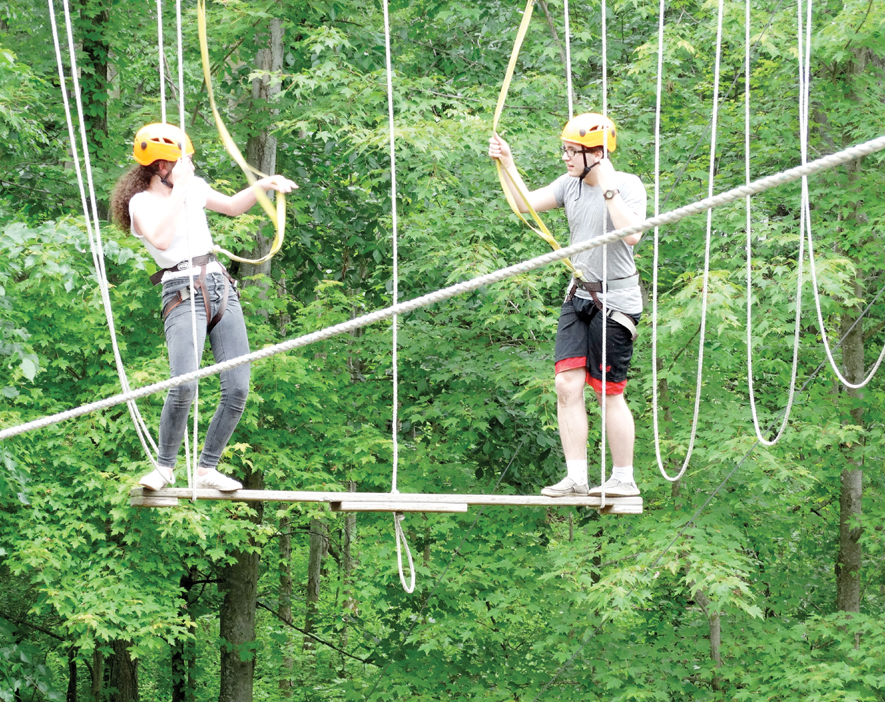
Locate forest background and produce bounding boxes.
[1,0,884,699]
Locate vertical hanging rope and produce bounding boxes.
[563,0,574,119]
[598,0,610,508]
[651,0,667,479]
[173,0,200,500]
[50,0,160,468]
[382,0,414,594]
[801,0,885,388]
[157,0,166,123]
[651,0,725,482]
[745,0,804,445]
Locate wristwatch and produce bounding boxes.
[603,188,620,200]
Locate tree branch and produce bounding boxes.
[255,601,374,664]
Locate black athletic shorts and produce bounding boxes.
[554,297,641,394]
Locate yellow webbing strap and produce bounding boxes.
[197,0,285,265]
[492,0,583,281]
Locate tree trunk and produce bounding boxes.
[218,468,264,702]
[90,649,103,702]
[241,17,284,291]
[172,569,196,702]
[340,482,357,677]
[689,583,721,691]
[278,516,294,697]
[67,648,77,702]
[303,518,328,652]
[74,0,109,219]
[106,640,138,702]
[836,282,864,613]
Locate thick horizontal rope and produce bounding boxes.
[2,133,883,443]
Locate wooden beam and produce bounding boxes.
[331,501,468,513]
[129,488,642,513]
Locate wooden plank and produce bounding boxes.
[331,501,468,513]
[128,488,642,513]
[130,493,179,508]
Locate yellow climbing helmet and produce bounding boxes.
[133,123,195,166]
[561,113,616,153]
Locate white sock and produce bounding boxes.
[612,465,634,484]
[566,460,588,486]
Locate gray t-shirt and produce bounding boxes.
[551,171,647,314]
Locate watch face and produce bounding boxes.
[604,190,615,199]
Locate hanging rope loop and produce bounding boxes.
[393,512,416,593]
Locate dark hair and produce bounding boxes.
[110,160,174,230]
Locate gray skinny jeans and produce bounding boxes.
[157,272,250,470]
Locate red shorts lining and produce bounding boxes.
[588,375,627,395]
[554,357,587,374]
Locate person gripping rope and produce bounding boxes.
[489,113,647,497]
[111,123,296,492]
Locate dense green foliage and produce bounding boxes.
[1,0,884,699]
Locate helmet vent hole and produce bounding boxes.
[140,141,148,150]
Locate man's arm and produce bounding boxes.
[488,134,558,213]
[595,160,644,246]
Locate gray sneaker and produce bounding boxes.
[589,478,640,497]
[541,478,589,497]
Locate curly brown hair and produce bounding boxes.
[110,164,159,230]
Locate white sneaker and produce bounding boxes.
[541,477,589,497]
[195,469,242,491]
[139,467,175,491]
[589,478,640,497]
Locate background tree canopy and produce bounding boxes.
[1,0,884,700]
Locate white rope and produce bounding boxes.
[652,0,725,482]
[48,0,160,468]
[393,513,415,593]
[382,0,400,494]
[597,0,610,507]
[563,0,574,119]
[174,0,200,501]
[157,0,166,123]
[650,0,667,481]
[382,0,414,593]
[3,133,885,443]
[801,8,885,389]
[745,0,805,445]
[600,0,607,117]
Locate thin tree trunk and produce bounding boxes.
[241,17,284,292]
[172,569,196,702]
[837,281,864,613]
[689,582,722,691]
[67,648,77,702]
[218,468,264,702]
[340,482,357,677]
[303,518,328,652]
[278,516,294,697]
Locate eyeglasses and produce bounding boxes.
[561,146,590,159]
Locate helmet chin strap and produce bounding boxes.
[576,151,599,199]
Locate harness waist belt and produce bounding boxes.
[576,272,639,294]
[149,253,219,286]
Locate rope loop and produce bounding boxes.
[393,512,415,593]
